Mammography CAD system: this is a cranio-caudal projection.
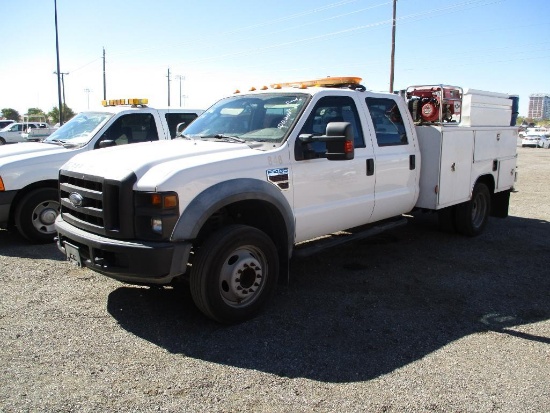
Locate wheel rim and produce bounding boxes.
[31,200,60,235]
[471,191,488,229]
[219,245,267,308]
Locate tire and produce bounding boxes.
[190,224,279,323]
[437,205,456,232]
[454,182,491,237]
[15,188,60,243]
[0,137,5,145]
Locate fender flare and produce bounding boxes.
[171,178,295,252]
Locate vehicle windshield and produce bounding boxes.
[43,111,114,147]
[182,93,309,149]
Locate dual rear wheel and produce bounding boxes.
[438,182,491,237]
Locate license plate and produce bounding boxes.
[64,242,82,267]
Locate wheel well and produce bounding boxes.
[194,199,290,275]
[7,180,58,228]
[476,174,495,195]
[197,200,287,246]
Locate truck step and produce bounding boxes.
[292,216,408,258]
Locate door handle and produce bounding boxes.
[409,154,416,170]
[366,158,374,176]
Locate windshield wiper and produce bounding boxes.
[44,139,65,146]
[213,134,246,143]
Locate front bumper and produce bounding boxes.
[55,216,192,285]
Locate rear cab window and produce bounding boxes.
[366,97,409,147]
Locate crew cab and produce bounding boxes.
[0,99,202,242]
[54,78,518,323]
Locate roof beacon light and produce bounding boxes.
[101,98,148,107]
[270,76,362,89]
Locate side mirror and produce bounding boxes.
[324,122,354,160]
[175,122,187,137]
[295,122,354,161]
[98,140,116,148]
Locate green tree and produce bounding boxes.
[48,104,76,125]
[25,107,48,123]
[1,108,20,121]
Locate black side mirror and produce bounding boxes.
[295,122,354,161]
[98,140,116,148]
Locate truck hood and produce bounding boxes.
[0,142,67,161]
[0,142,82,180]
[61,139,258,182]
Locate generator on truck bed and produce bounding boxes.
[54,77,518,323]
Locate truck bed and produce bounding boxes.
[415,125,517,210]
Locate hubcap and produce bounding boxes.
[219,247,266,307]
[32,200,60,234]
[471,192,487,229]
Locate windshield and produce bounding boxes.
[182,93,309,148]
[43,111,114,147]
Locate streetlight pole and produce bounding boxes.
[84,88,91,109]
[167,68,171,107]
[175,75,185,107]
[102,47,106,100]
[389,0,397,93]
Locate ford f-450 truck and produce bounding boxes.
[54,78,518,323]
[0,99,202,243]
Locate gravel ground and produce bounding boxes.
[1,147,549,412]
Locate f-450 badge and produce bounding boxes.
[266,168,289,190]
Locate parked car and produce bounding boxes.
[521,134,544,148]
[0,120,15,129]
[0,122,53,144]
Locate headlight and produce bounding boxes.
[134,191,179,240]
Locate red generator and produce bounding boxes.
[405,85,463,124]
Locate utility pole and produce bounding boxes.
[54,0,63,125]
[54,72,69,106]
[102,47,106,100]
[389,0,397,93]
[167,68,171,107]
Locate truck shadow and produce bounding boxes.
[0,229,63,260]
[106,214,550,383]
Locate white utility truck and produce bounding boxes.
[0,99,202,243]
[54,78,518,323]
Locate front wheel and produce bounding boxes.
[454,182,491,237]
[15,188,60,243]
[190,225,279,323]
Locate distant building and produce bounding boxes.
[528,94,550,119]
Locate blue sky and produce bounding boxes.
[1,0,549,117]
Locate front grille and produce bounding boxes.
[59,169,137,239]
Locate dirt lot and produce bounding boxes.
[1,147,549,412]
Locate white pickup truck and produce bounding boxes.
[0,99,202,242]
[54,78,518,323]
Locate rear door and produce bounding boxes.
[365,96,419,221]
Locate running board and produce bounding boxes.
[292,217,408,259]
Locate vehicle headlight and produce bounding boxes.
[134,191,179,240]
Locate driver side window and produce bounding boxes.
[298,96,365,157]
[96,113,159,148]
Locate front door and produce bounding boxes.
[291,94,376,243]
